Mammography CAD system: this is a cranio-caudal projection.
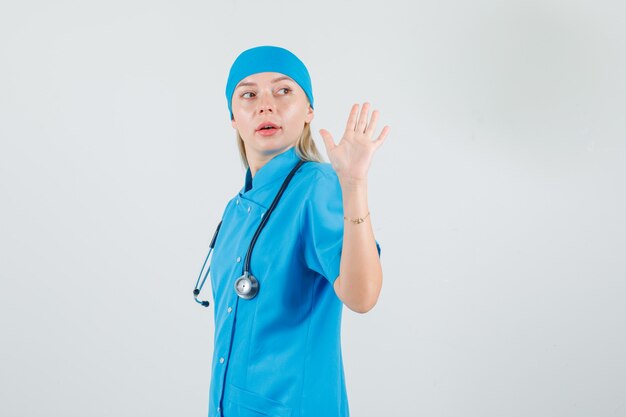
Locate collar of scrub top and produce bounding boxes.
[194,147,308,306]
[240,146,302,194]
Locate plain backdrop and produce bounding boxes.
[1,0,625,416]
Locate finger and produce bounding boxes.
[319,129,336,152]
[373,125,391,150]
[356,102,370,133]
[343,104,359,136]
[365,109,379,138]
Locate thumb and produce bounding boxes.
[319,129,336,153]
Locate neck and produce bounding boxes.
[248,156,272,178]
[247,145,294,178]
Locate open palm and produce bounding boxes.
[319,102,390,184]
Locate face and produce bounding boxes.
[231,71,314,160]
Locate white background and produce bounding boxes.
[1,0,625,416]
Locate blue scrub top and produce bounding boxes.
[208,146,381,417]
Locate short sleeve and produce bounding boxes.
[300,170,381,286]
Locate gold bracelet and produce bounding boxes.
[344,211,370,224]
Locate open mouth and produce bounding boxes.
[256,123,281,136]
[257,127,281,136]
[256,121,281,131]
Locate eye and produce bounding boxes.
[277,87,291,95]
[241,91,255,99]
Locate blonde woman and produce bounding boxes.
[194,45,390,417]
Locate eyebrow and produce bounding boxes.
[235,76,295,89]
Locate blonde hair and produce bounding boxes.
[235,122,324,170]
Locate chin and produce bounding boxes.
[244,134,297,154]
[255,135,290,146]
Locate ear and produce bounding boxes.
[231,117,237,129]
[305,105,314,124]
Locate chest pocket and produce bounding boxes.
[225,383,292,417]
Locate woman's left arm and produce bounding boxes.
[319,102,390,314]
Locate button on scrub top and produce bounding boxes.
[208,147,381,417]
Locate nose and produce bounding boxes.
[256,91,275,114]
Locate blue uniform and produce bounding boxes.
[208,147,381,417]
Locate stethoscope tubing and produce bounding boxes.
[193,159,307,306]
[193,221,222,306]
[242,159,306,273]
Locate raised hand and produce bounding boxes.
[319,102,390,185]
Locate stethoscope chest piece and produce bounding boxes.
[234,272,259,300]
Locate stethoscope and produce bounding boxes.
[193,159,308,307]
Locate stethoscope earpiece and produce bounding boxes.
[194,288,211,307]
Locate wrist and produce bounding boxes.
[344,211,370,224]
[338,176,368,191]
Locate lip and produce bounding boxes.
[255,122,281,131]
[256,126,281,137]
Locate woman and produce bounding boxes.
[196,45,390,417]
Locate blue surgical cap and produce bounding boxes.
[225,45,314,120]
